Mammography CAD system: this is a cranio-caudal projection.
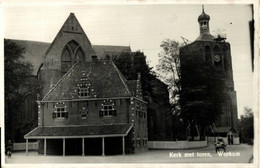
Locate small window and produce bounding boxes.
[53,102,68,119]
[80,107,88,119]
[99,99,116,117]
[79,87,90,97]
[77,74,95,98]
[103,105,113,116]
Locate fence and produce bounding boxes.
[148,140,207,149]
[13,142,38,151]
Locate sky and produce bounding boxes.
[2,1,257,118]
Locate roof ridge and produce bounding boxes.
[111,60,132,96]
[6,38,51,44]
[43,13,96,59]
[93,44,131,48]
[42,62,78,101]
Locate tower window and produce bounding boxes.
[205,46,211,61]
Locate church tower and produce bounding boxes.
[198,5,210,35]
[179,6,239,144]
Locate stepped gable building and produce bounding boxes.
[179,8,239,144]
[5,40,132,143]
[24,13,147,156]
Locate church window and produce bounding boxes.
[68,40,78,52]
[61,40,85,75]
[53,102,68,118]
[61,47,72,75]
[74,47,85,63]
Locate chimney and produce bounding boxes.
[92,55,98,62]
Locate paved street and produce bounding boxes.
[5,144,253,164]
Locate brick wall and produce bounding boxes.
[40,98,130,126]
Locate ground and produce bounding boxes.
[5,144,253,164]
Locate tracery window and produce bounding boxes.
[61,40,85,75]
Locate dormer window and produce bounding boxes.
[79,87,90,97]
[77,72,96,98]
[99,99,116,117]
[53,102,68,118]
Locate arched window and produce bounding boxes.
[223,46,229,70]
[61,47,72,75]
[205,45,211,61]
[61,40,85,75]
[74,47,85,63]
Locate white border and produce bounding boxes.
[1,0,259,168]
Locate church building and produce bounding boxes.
[24,13,148,155]
[179,7,239,144]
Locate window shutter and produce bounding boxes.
[99,110,103,117]
[64,112,68,118]
[113,110,117,116]
[52,113,56,118]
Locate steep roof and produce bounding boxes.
[7,39,50,75]
[42,60,132,101]
[7,39,131,75]
[92,45,131,59]
[43,13,96,60]
[127,80,137,95]
[25,123,133,138]
[195,33,215,41]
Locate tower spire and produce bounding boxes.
[198,5,210,34]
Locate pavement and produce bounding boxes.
[4,144,253,164]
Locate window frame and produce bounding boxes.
[99,100,116,117]
[53,103,68,119]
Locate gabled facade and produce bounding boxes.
[25,13,147,155]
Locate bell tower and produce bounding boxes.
[198,5,210,35]
[179,6,239,143]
